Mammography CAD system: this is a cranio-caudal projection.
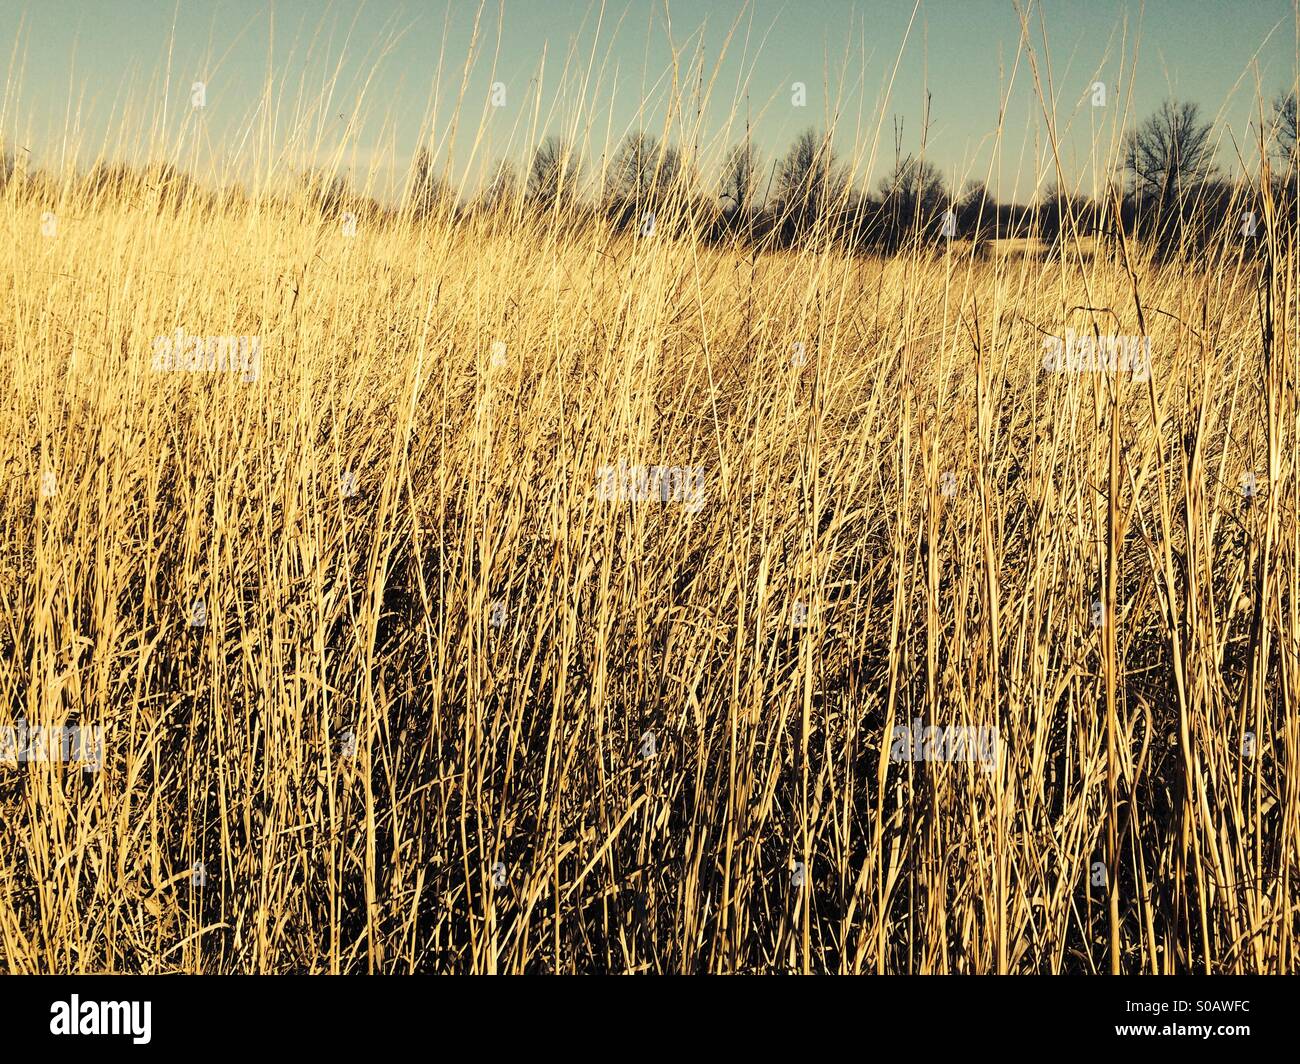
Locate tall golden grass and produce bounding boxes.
[1,10,1298,974]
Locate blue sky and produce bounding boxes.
[1,1,1295,203]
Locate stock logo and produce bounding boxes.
[50,996,151,1044]
[890,719,998,769]
[596,461,707,513]
[1042,329,1151,382]
[1,723,102,769]
[151,329,261,382]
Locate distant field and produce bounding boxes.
[955,235,1101,258]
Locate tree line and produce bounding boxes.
[409,93,1299,258]
[5,93,1296,258]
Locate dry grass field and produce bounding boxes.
[0,21,1297,974]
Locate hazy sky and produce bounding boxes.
[1,1,1295,203]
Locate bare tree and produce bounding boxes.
[772,129,840,236]
[876,154,947,246]
[958,180,998,248]
[527,137,581,208]
[480,159,519,212]
[300,168,349,215]
[1123,100,1216,203]
[719,140,761,219]
[409,147,452,218]
[604,132,687,213]
[1036,180,1098,244]
[877,155,945,213]
[1274,92,1298,163]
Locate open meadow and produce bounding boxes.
[1,0,1298,977]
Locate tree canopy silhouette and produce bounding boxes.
[409,147,452,218]
[1275,92,1298,164]
[604,132,688,220]
[876,154,947,247]
[772,129,841,238]
[1123,100,1216,203]
[527,137,581,208]
[719,140,761,221]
